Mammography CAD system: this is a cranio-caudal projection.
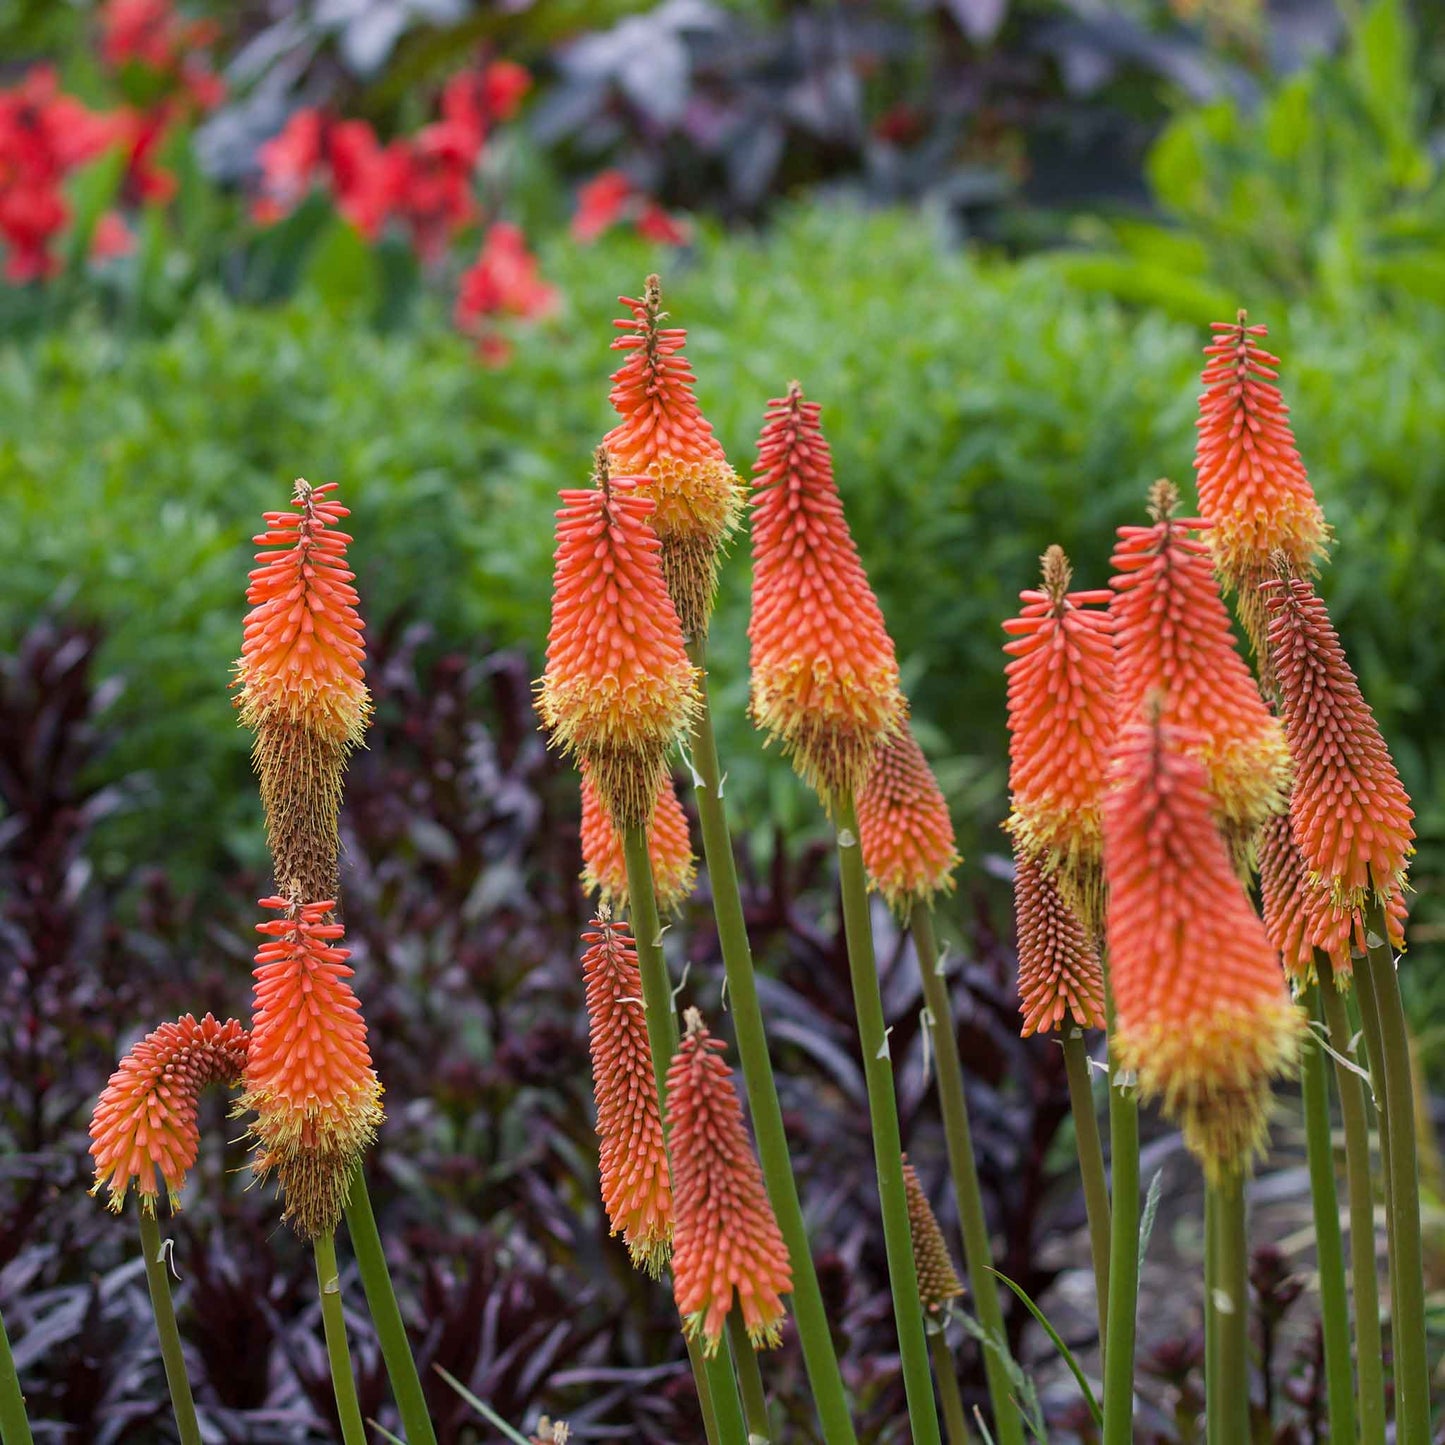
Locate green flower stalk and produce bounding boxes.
[314,1231,367,1445]
[0,1302,31,1445]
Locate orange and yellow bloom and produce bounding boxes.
[748,383,904,805]
[89,1013,249,1214]
[580,764,696,915]
[1014,851,1106,1037]
[902,1157,964,1313]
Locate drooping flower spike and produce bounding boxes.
[240,897,383,1238]
[1104,712,1302,1180]
[89,1014,250,1214]
[580,912,673,1276]
[856,722,960,915]
[1014,850,1106,1037]
[579,764,696,915]
[1195,314,1329,657]
[1001,545,1115,930]
[1110,481,1290,858]
[748,382,905,806]
[667,1009,792,1353]
[234,479,372,904]
[1263,569,1414,913]
[604,276,744,639]
[902,1157,964,1314]
[537,450,699,829]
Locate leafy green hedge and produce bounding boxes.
[4,203,1443,938]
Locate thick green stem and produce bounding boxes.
[687,1336,723,1445]
[0,1301,33,1445]
[137,1210,202,1445]
[834,790,942,1445]
[1060,1028,1111,1352]
[622,826,748,1445]
[930,1327,974,1445]
[727,1314,771,1441]
[1355,955,1400,1320]
[344,1169,438,1444]
[313,1232,367,1445]
[1100,1001,1140,1445]
[683,662,857,1443]
[911,904,1024,1445]
[1362,898,1430,1445]
[1203,1187,1218,1445]
[1300,988,1357,1445]
[1207,1177,1249,1445]
[1318,955,1387,1445]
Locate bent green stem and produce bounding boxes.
[1318,954,1387,1445]
[1060,1028,1111,1352]
[911,903,1025,1445]
[313,1232,367,1445]
[727,1314,771,1441]
[1207,1176,1249,1445]
[835,789,942,1445]
[344,1169,438,1444]
[137,1210,201,1445]
[929,1326,974,1445]
[1100,999,1139,1445]
[683,657,858,1443]
[1300,988,1357,1445]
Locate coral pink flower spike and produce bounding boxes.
[580,764,696,914]
[1014,851,1106,1037]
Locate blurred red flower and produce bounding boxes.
[573,169,691,247]
[454,222,558,362]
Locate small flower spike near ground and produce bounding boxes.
[240,897,383,1238]
[603,277,744,640]
[89,1013,249,1213]
[579,912,673,1277]
[666,1010,791,1355]
[748,382,905,806]
[579,764,696,915]
[537,453,698,829]
[1014,852,1106,1037]
[901,1160,964,1313]
[234,479,372,905]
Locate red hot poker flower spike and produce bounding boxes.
[89,1013,249,1214]
[748,383,905,806]
[667,1009,792,1354]
[234,479,371,902]
[1002,545,1115,930]
[240,898,383,1238]
[856,722,960,915]
[1263,571,1414,912]
[580,764,697,914]
[537,453,698,829]
[1110,482,1290,857]
[580,913,673,1275]
[1105,715,1302,1181]
[603,277,744,639]
[1015,850,1106,1036]
[902,1157,964,1312]
[1195,315,1328,656]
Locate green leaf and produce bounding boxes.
[1138,1169,1164,1272]
[988,1270,1102,1427]
[303,218,380,317]
[433,1365,535,1445]
[60,146,127,276]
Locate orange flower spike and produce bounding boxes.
[1001,545,1115,929]
[667,1009,792,1354]
[1263,571,1414,913]
[234,478,372,902]
[537,451,698,829]
[856,723,960,914]
[748,382,905,806]
[1195,315,1328,653]
[1104,715,1302,1180]
[604,277,744,639]
[580,765,697,914]
[1110,481,1290,853]
[902,1158,964,1312]
[89,1014,249,1214]
[1014,851,1106,1036]
[580,913,673,1276]
[1257,813,1343,987]
[240,897,383,1237]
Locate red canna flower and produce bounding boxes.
[1002,545,1115,929]
[902,1157,964,1312]
[537,457,698,829]
[233,479,371,903]
[748,382,905,804]
[580,764,696,914]
[667,1009,792,1353]
[1110,481,1290,856]
[856,722,959,914]
[580,914,673,1275]
[1105,714,1301,1179]
[1262,571,1414,913]
[1195,315,1328,655]
[1014,850,1106,1036]
[439,60,531,143]
[240,898,383,1237]
[454,222,558,363]
[89,1014,249,1214]
[603,277,742,637]
[571,170,690,247]
[636,201,692,247]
